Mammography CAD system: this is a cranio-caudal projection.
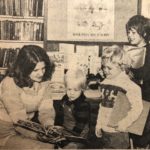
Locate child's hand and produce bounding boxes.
[44,125,64,135]
[115,121,128,132]
[95,128,102,137]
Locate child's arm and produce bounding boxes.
[84,89,101,99]
[117,83,143,131]
[84,83,102,104]
[95,103,102,137]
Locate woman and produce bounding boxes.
[0,45,55,149]
[126,15,150,148]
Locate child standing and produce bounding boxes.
[54,69,90,149]
[95,45,143,149]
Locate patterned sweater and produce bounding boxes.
[96,71,143,133]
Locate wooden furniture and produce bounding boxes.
[0,0,46,78]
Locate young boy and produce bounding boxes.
[95,45,143,149]
[54,69,90,149]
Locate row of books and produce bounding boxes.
[0,20,44,41]
[0,0,44,17]
[0,48,20,68]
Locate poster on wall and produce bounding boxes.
[47,0,138,42]
[67,0,115,40]
[141,0,150,18]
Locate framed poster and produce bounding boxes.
[67,0,114,41]
[47,0,138,42]
[141,0,150,18]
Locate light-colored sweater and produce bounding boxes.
[0,76,55,146]
[96,71,143,133]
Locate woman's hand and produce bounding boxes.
[15,126,38,140]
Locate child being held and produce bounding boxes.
[54,68,90,149]
[95,45,143,149]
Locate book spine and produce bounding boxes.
[0,21,1,40]
[0,48,5,67]
[38,0,43,17]
[2,49,8,67]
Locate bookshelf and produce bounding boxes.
[0,0,45,78]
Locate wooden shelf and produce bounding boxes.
[0,67,7,75]
[0,41,44,48]
[0,67,7,69]
[0,0,46,76]
[0,16,44,22]
[0,40,43,44]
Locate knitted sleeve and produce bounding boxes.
[38,99,55,126]
[38,83,55,126]
[119,79,143,128]
[0,77,28,123]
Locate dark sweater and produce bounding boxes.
[130,44,150,101]
[53,92,90,137]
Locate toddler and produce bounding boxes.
[95,45,143,149]
[54,68,90,149]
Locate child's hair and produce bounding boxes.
[102,45,132,70]
[126,15,150,43]
[64,69,87,90]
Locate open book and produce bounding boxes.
[15,120,87,144]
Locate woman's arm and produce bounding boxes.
[38,83,56,127]
[0,77,37,139]
[1,77,28,123]
[38,99,55,127]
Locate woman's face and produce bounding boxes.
[29,61,46,82]
[127,28,145,47]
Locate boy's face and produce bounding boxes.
[66,82,82,101]
[103,62,122,79]
[127,28,145,46]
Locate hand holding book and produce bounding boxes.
[15,120,87,144]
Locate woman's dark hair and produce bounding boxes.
[126,15,150,43]
[9,45,55,88]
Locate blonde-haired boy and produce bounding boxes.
[54,69,90,149]
[96,45,143,149]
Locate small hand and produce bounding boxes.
[44,125,64,135]
[95,128,102,138]
[52,125,64,132]
[115,121,128,132]
[44,125,52,135]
